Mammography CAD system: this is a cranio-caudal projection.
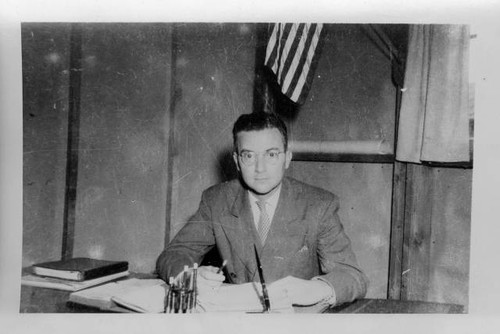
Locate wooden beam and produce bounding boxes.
[387,77,406,299]
[253,23,275,114]
[292,152,394,164]
[400,164,434,300]
[61,24,83,260]
[387,161,407,299]
[163,25,178,245]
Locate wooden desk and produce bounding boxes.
[326,298,464,314]
[20,284,464,314]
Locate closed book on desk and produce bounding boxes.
[21,271,130,291]
[32,257,129,281]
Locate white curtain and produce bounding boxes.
[396,25,471,163]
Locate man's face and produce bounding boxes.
[233,128,292,199]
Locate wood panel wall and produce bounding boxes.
[401,164,472,309]
[283,25,397,298]
[22,23,72,266]
[168,23,257,239]
[22,23,172,273]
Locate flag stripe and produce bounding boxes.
[264,23,324,104]
[287,24,322,102]
[296,26,323,104]
[283,24,313,97]
[278,23,305,85]
[265,24,293,73]
[265,24,280,70]
[276,24,295,75]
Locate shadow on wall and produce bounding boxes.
[217,148,239,183]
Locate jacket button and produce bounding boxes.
[230,272,237,279]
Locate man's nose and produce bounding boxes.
[254,153,266,172]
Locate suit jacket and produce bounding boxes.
[156,177,368,304]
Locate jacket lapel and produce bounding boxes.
[261,178,308,279]
[219,183,261,277]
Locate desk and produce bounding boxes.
[20,284,464,314]
[325,298,464,313]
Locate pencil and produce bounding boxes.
[166,276,174,313]
[192,263,198,310]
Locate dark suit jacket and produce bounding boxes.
[156,177,368,304]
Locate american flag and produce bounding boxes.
[264,23,324,105]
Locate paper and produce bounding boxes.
[111,281,168,313]
[197,282,294,313]
[69,278,166,312]
[69,278,294,313]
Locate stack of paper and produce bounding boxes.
[69,278,166,312]
[197,282,294,313]
[111,281,168,313]
[69,279,294,313]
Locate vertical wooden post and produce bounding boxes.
[400,164,434,301]
[387,82,408,299]
[163,24,178,246]
[253,24,275,114]
[61,24,83,260]
[387,161,407,299]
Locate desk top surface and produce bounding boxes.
[20,283,465,314]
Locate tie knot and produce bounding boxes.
[256,200,267,212]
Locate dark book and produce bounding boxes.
[32,257,129,281]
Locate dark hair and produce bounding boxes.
[232,112,288,152]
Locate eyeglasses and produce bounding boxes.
[237,150,285,166]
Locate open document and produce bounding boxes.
[69,278,294,313]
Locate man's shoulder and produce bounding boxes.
[202,179,242,198]
[285,177,338,202]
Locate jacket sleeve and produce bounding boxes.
[314,195,369,304]
[155,190,216,281]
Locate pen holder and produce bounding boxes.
[165,285,196,313]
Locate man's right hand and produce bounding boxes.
[196,265,225,289]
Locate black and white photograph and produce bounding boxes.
[1,1,500,334]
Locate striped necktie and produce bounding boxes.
[256,200,271,244]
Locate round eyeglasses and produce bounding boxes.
[237,150,285,166]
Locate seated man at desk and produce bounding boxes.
[156,112,368,307]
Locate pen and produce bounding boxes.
[253,245,270,313]
[192,263,198,310]
[217,259,227,274]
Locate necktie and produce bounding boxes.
[256,200,271,244]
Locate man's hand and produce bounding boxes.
[268,276,332,306]
[197,265,225,287]
[193,265,225,297]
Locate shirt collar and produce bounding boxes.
[248,184,282,207]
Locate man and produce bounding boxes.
[156,112,368,307]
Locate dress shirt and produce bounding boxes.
[248,185,281,231]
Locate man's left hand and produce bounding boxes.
[268,276,332,306]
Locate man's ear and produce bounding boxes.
[233,152,240,172]
[284,150,292,169]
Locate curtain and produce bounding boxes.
[396,25,471,163]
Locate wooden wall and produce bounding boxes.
[402,164,472,308]
[22,23,72,266]
[285,25,397,298]
[22,23,172,273]
[168,23,257,238]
